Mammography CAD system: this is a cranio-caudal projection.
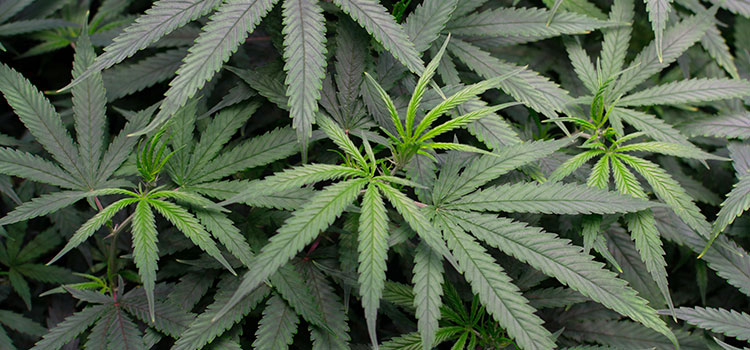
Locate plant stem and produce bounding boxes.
[106,213,133,289]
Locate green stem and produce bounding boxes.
[106,213,134,289]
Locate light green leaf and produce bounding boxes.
[711,175,750,239]
[644,0,672,62]
[587,154,611,189]
[195,209,254,266]
[130,200,159,322]
[357,184,389,348]
[678,111,750,140]
[600,0,634,81]
[549,149,605,182]
[0,147,81,189]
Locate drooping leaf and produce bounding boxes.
[253,295,299,350]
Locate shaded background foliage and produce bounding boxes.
[0,0,748,349]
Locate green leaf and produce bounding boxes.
[214,178,368,321]
[600,0,634,82]
[102,49,187,101]
[71,32,106,184]
[609,107,694,146]
[375,182,451,260]
[317,114,368,170]
[446,182,656,215]
[563,319,705,349]
[70,0,223,88]
[332,0,423,74]
[435,213,555,350]
[381,327,462,350]
[661,307,750,341]
[195,209,254,266]
[566,38,598,94]
[644,0,672,62]
[443,210,676,345]
[8,269,30,310]
[270,264,326,328]
[403,0,458,53]
[525,287,588,309]
[49,196,139,264]
[119,288,195,338]
[407,35,450,138]
[31,305,109,350]
[605,224,664,307]
[282,0,327,144]
[616,141,728,161]
[448,38,573,118]
[434,138,571,204]
[149,0,279,134]
[711,175,750,239]
[130,200,159,322]
[363,71,404,136]
[147,199,235,274]
[172,279,270,350]
[0,63,86,186]
[357,184,389,347]
[678,111,750,140]
[96,104,154,183]
[253,295,299,350]
[0,147,81,189]
[412,242,444,350]
[104,307,146,350]
[222,164,365,205]
[446,7,617,38]
[701,23,740,79]
[615,153,712,238]
[618,78,750,106]
[0,310,46,337]
[187,127,299,184]
[587,154,611,189]
[185,103,257,181]
[297,261,351,350]
[611,9,714,97]
[549,149,605,182]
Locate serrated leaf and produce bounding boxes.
[332,0,423,74]
[119,288,194,338]
[712,175,750,238]
[282,0,327,144]
[31,305,109,350]
[403,0,458,53]
[611,10,714,98]
[357,184,389,348]
[587,154,611,189]
[678,111,750,140]
[600,0,634,81]
[253,295,299,350]
[72,0,223,88]
[442,210,675,344]
[195,209,254,266]
[447,7,617,38]
[0,63,86,186]
[616,153,712,238]
[172,279,270,350]
[0,147,81,189]
[412,242,443,350]
[270,264,326,329]
[446,182,656,215]
[147,199,234,274]
[71,32,106,184]
[434,138,571,204]
[102,49,187,101]
[150,0,279,134]
[214,178,367,321]
[297,261,351,350]
[435,213,555,350]
[618,78,750,106]
[661,307,750,341]
[644,0,672,62]
[616,141,728,161]
[130,200,159,322]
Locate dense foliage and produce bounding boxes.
[0,0,749,348]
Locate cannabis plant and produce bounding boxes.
[1,0,750,349]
